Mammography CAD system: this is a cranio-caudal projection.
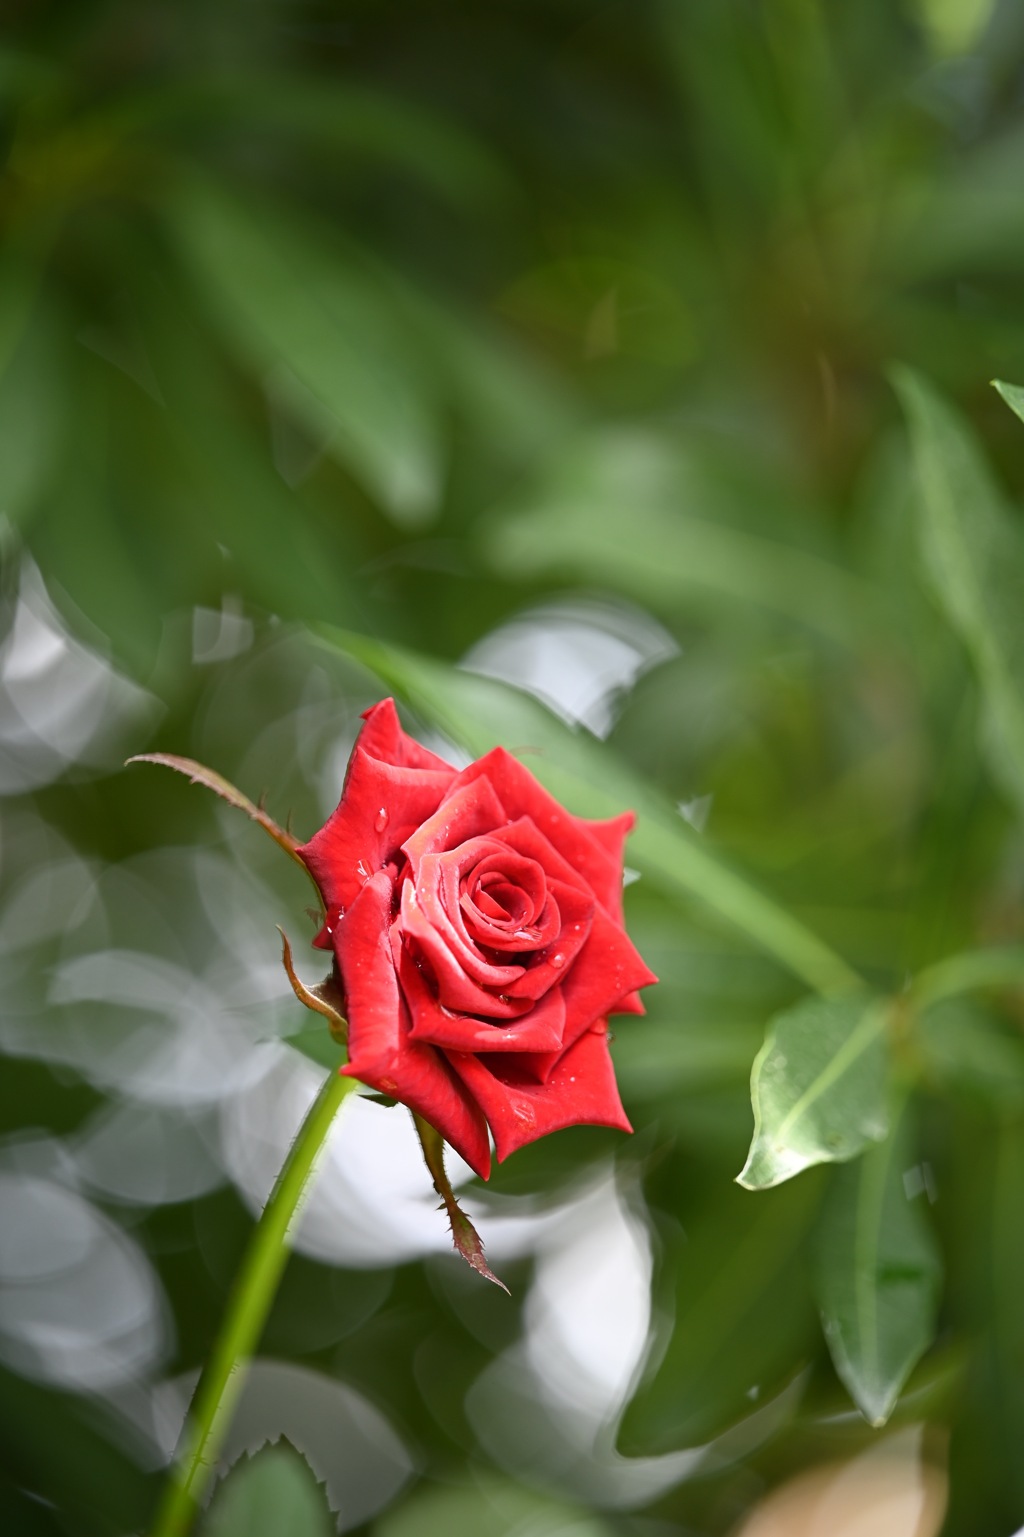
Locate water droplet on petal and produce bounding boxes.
[550,952,566,969]
[374,807,389,833]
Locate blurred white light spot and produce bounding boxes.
[154,1359,412,1530]
[221,1049,551,1268]
[461,596,677,738]
[0,1173,170,1391]
[0,856,98,953]
[74,1101,224,1206]
[44,948,277,1107]
[523,1173,652,1422]
[465,1171,705,1507]
[0,559,159,793]
[192,598,254,665]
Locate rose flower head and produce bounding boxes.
[297,699,657,1180]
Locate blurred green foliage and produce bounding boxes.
[5,2,1024,1535]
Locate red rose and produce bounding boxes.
[297,699,656,1180]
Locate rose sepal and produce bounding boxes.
[412,1112,508,1293]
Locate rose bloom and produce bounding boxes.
[297,699,656,1179]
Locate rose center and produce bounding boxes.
[458,848,556,951]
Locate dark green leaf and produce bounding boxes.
[167,179,442,525]
[944,1111,1024,1535]
[738,994,891,1190]
[814,1107,942,1426]
[895,367,1024,815]
[621,1175,820,1452]
[994,379,1024,427]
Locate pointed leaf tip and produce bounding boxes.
[739,993,891,1190]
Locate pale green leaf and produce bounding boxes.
[314,627,859,998]
[738,994,891,1190]
[168,178,442,525]
[206,1442,335,1537]
[815,1110,942,1426]
[895,367,1024,814]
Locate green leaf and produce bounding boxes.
[205,1443,335,1537]
[0,297,67,533]
[167,178,442,525]
[620,1174,820,1452]
[283,1025,347,1073]
[133,270,360,626]
[943,1111,1024,1534]
[912,944,1024,1012]
[314,628,860,997]
[894,367,1024,815]
[482,429,877,644]
[814,1107,942,1426]
[918,998,1024,1105]
[738,994,892,1190]
[118,74,511,208]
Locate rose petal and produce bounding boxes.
[449,1022,632,1163]
[547,902,658,1031]
[495,876,594,1000]
[357,697,455,773]
[337,871,491,1178]
[507,904,657,1082]
[579,810,635,920]
[451,748,625,916]
[298,746,452,913]
[402,775,509,871]
[399,945,567,1054]
[401,877,526,1010]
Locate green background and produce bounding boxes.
[4,1,1024,1533]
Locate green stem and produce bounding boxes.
[150,1068,359,1537]
[911,945,1024,1013]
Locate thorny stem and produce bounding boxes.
[149,1068,359,1537]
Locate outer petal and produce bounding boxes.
[449,1022,631,1163]
[298,746,452,914]
[510,905,658,1082]
[356,697,455,773]
[337,870,491,1178]
[451,748,624,916]
[579,810,635,920]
